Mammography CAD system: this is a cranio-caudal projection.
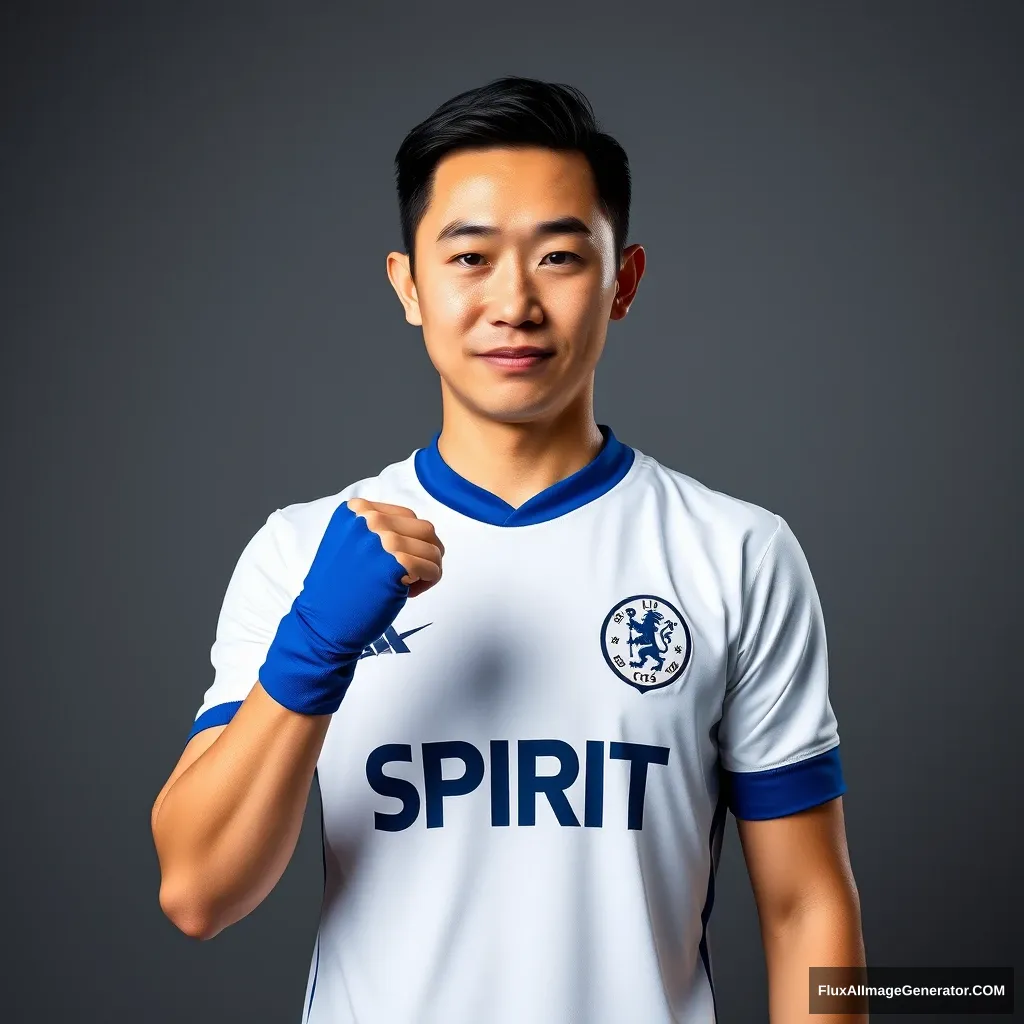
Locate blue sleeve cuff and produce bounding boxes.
[724,745,846,820]
[185,700,243,745]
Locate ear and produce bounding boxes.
[609,244,646,321]
[386,251,422,326]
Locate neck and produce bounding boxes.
[436,391,604,509]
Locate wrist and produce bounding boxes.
[259,604,361,716]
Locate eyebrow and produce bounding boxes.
[435,216,593,244]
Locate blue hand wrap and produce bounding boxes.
[259,501,410,715]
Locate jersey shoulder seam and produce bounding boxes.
[746,513,784,606]
[730,514,784,686]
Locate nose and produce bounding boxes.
[487,257,543,328]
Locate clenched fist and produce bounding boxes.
[258,498,445,716]
[346,498,444,599]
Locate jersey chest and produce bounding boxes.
[317,513,730,837]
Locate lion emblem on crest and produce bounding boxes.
[624,607,674,671]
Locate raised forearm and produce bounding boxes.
[152,682,330,939]
[762,886,866,1024]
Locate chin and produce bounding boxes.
[454,391,555,424]
[443,373,580,425]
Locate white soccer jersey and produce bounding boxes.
[187,425,845,1024]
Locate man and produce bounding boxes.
[151,76,865,1023]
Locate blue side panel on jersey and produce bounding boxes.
[698,793,727,1021]
[185,700,243,744]
[305,933,320,1023]
[306,771,325,1022]
[725,746,846,820]
[414,423,635,526]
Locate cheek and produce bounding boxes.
[419,287,476,371]
[421,282,480,338]
[550,278,610,335]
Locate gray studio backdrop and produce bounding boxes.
[2,3,1021,1022]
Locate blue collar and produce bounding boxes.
[414,424,635,527]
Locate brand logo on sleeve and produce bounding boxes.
[358,623,431,660]
[601,596,692,692]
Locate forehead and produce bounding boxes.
[423,146,602,230]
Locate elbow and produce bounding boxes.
[824,864,863,927]
[158,879,219,941]
[152,811,222,940]
[763,874,863,942]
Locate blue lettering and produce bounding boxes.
[365,739,671,832]
[518,739,580,827]
[423,740,485,828]
[584,740,605,827]
[490,739,510,827]
[366,743,420,831]
[610,741,671,830]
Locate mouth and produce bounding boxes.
[476,346,555,371]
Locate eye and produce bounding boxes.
[541,251,582,266]
[451,251,582,269]
[453,253,487,268]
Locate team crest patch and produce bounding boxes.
[601,595,692,693]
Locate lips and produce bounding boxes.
[479,347,553,358]
[477,347,555,371]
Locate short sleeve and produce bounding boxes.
[719,514,846,820]
[185,510,298,744]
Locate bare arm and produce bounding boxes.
[152,498,444,941]
[736,796,866,1024]
[150,681,331,940]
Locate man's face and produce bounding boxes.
[388,146,643,424]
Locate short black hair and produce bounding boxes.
[394,76,631,277]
